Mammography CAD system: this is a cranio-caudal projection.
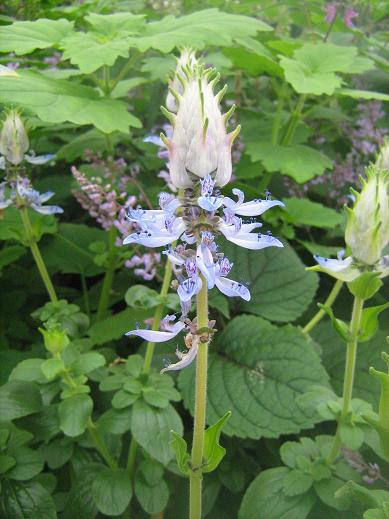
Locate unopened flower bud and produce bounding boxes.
[162,63,240,189]
[345,165,389,265]
[166,48,198,113]
[0,111,29,165]
[40,327,69,356]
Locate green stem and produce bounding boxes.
[189,274,209,519]
[326,296,364,465]
[103,66,111,95]
[81,273,91,317]
[87,418,118,470]
[126,260,174,477]
[303,279,344,335]
[143,260,173,375]
[280,94,306,146]
[271,80,287,145]
[19,206,58,303]
[258,94,306,192]
[96,226,117,321]
[110,52,139,92]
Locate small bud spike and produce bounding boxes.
[228,124,241,145]
[168,86,181,104]
[209,72,220,89]
[223,105,236,125]
[160,132,172,149]
[161,106,176,126]
[216,84,228,103]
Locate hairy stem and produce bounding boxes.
[190,274,209,519]
[303,279,344,335]
[326,296,364,465]
[19,206,58,303]
[87,417,118,470]
[96,226,117,321]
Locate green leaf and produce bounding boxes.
[222,240,318,322]
[0,246,26,269]
[170,431,191,476]
[88,307,149,345]
[92,467,132,516]
[97,408,132,435]
[359,303,389,342]
[59,394,93,437]
[336,89,389,102]
[10,358,45,382]
[348,272,383,300]
[46,436,74,469]
[134,472,169,515]
[0,454,16,474]
[0,18,74,54]
[142,389,169,409]
[318,304,351,343]
[0,207,57,243]
[57,129,121,161]
[245,142,332,183]
[129,9,272,53]
[179,316,329,439]
[280,43,373,96]
[0,380,42,420]
[224,47,282,77]
[238,467,316,519]
[283,469,313,496]
[339,423,365,450]
[0,70,141,133]
[111,77,148,98]
[63,463,105,519]
[203,411,231,473]
[131,399,183,465]
[280,437,319,468]
[125,285,162,309]
[41,358,65,381]
[364,510,387,519]
[7,447,44,481]
[314,322,389,407]
[60,14,144,74]
[0,480,56,519]
[112,390,139,409]
[61,14,144,73]
[41,223,108,277]
[314,478,349,511]
[282,198,343,229]
[70,352,106,376]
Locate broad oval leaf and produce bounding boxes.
[223,240,318,322]
[92,468,132,516]
[0,480,56,519]
[239,467,316,519]
[0,71,141,133]
[130,399,183,465]
[179,315,329,439]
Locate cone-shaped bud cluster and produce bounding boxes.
[0,110,29,166]
[166,48,198,113]
[162,57,240,189]
[345,165,389,265]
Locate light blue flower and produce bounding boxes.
[125,314,185,342]
[223,188,285,216]
[160,339,199,374]
[177,275,202,303]
[16,177,63,215]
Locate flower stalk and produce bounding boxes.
[303,279,344,335]
[96,225,118,321]
[190,273,209,519]
[19,205,58,303]
[326,296,364,465]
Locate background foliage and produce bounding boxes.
[0,0,388,518]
